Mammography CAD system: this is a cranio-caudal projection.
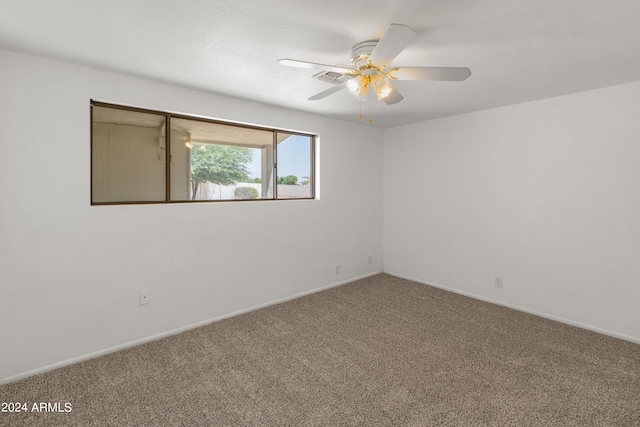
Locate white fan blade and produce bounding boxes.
[278,59,353,74]
[391,67,472,81]
[383,82,403,105]
[308,83,347,101]
[368,24,417,68]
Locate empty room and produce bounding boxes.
[1,1,639,426]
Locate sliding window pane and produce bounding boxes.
[170,118,274,201]
[276,133,313,199]
[92,106,166,203]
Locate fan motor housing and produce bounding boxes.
[351,40,378,68]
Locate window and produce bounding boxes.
[276,133,313,199]
[91,107,167,203]
[91,102,315,204]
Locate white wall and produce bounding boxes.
[0,49,383,382]
[384,81,640,343]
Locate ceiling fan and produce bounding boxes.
[278,24,471,109]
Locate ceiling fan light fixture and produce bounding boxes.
[346,77,361,94]
[346,75,369,101]
[372,75,392,100]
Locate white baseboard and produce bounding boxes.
[383,270,640,345]
[1,271,383,385]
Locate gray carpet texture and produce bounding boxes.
[1,274,639,426]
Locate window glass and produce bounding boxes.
[170,118,274,201]
[92,106,166,203]
[276,133,313,199]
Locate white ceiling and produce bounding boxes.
[2,0,640,128]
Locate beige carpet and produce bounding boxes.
[1,274,639,426]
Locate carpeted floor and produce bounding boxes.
[1,273,639,426]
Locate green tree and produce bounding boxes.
[190,143,252,199]
[277,175,298,185]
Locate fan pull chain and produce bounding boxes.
[358,100,362,120]
[367,92,372,123]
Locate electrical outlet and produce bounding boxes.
[368,255,372,265]
[494,276,503,288]
[335,265,341,275]
[140,290,150,305]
